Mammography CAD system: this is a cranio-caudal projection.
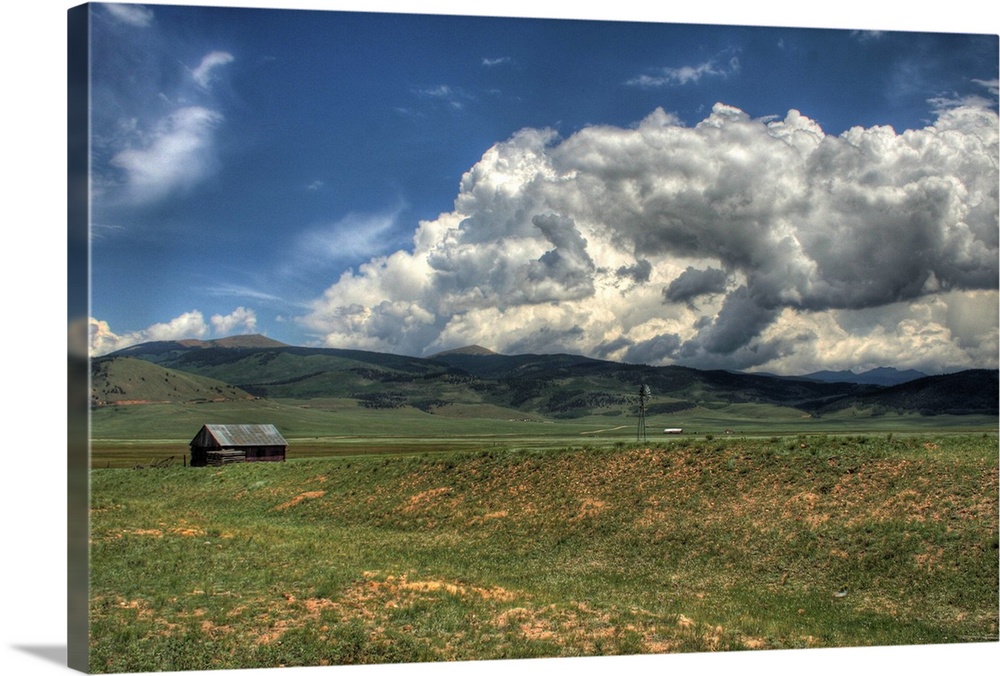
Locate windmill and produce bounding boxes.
[637,384,651,442]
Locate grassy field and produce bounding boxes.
[89,397,998,468]
[87,432,998,673]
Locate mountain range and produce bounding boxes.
[797,367,930,386]
[90,335,998,419]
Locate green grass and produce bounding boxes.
[91,357,254,407]
[89,397,997,468]
[87,433,999,672]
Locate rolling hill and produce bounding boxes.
[800,367,928,386]
[802,368,1000,416]
[90,356,255,407]
[96,337,998,419]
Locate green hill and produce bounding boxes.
[802,369,1000,416]
[102,337,998,421]
[91,356,255,407]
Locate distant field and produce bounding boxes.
[88,433,997,672]
[89,398,998,468]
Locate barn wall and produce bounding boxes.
[206,449,247,466]
[246,445,286,462]
[190,444,286,466]
[191,427,221,450]
[190,447,208,467]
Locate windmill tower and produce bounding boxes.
[637,384,651,442]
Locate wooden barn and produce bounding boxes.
[189,424,288,467]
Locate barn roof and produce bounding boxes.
[193,424,288,448]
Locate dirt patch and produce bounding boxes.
[274,490,326,511]
[252,593,340,646]
[496,607,557,641]
[200,619,232,637]
[571,499,607,521]
[128,528,164,537]
[119,522,210,538]
[107,399,169,406]
[914,545,946,572]
[355,572,516,603]
[170,526,206,537]
[402,487,452,513]
[493,602,634,652]
[116,598,154,619]
[466,510,509,526]
[253,572,519,648]
[254,618,292,646]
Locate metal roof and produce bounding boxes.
[195,424,288,448]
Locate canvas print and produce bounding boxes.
[69,2,999,673]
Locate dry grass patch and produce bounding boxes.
[353,571,516,603]
[571,498,607,521]
[274,490,326,511]
[494,602,625,652]
[402,487,453,513]
[251,593,341,645]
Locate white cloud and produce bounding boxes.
[292,204,407,269]
[89,307,259,356]
[192,51,234,89]
[414,84,472,110]
[89,318,123,357]
[89,312,208,356]
[295,101,997,373]
[89,222,127,241]
[103,3,154,28]
[626,55,740,88]
[142,311,211,342]
[210,306,258,335]
[973,78,1000,97]
[206,284,287,304]
[749,290,1000,375]
[95,45,234,209]
[110,106,224,204]
[852,30,885,42]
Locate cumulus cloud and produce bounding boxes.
[686,285,782,356]
[211,307,258,335]
[297,100,999,373]
[522,213,596,302]
[90,307,258,356]
[623,333,683,365]
[89,312,208,356]
[664,266,729,305]
[616,259,652,284]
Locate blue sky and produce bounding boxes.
[86,2,999,374]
